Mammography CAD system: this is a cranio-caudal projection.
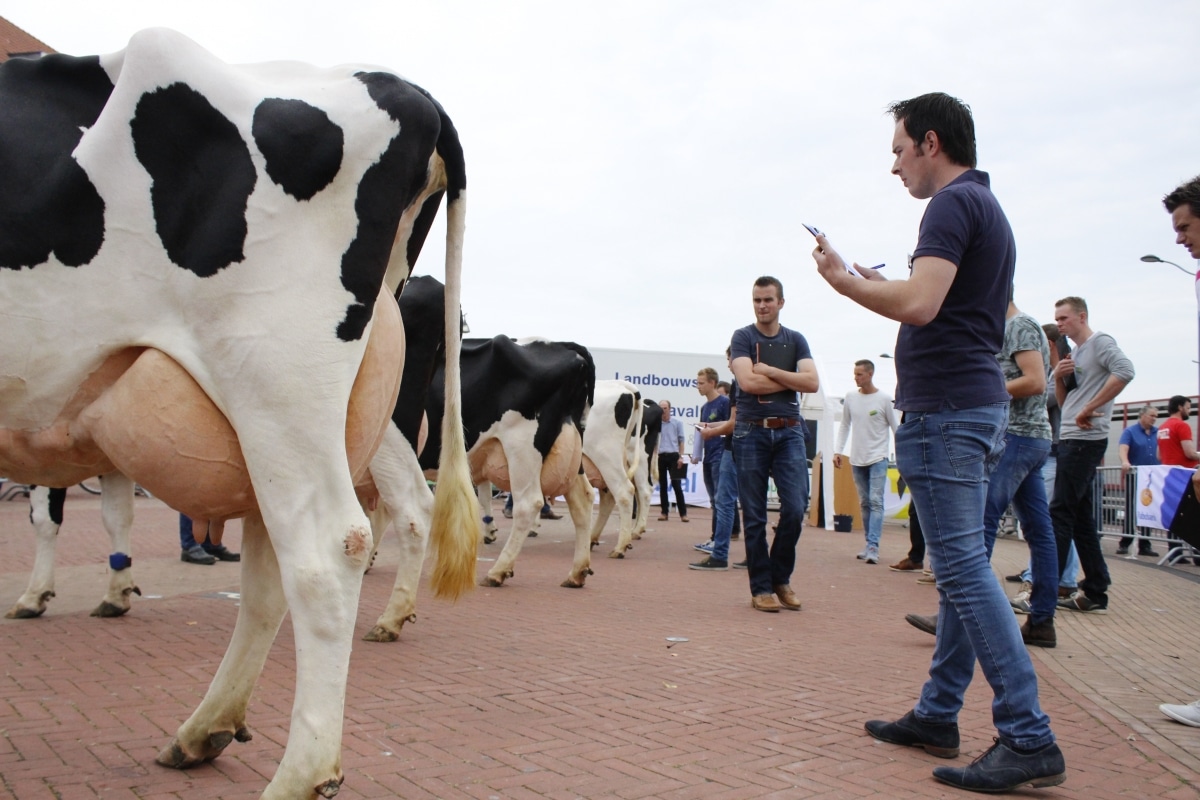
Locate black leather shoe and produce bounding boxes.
[905,612,938,636]
[933,738,1065,792]
[1139,548,1160,558]
[204,544,241,562]
[865,710,959,758]
[181,545,216,565]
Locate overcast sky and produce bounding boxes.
[7,1,1199,402]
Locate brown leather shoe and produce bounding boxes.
[889,557,923,572]
[752,594,781,612]
[773,584,802,611]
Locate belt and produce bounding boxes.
[749,417,802,429]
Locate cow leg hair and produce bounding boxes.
[157,512,283,770]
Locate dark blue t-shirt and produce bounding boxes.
[699,394,730,463]
[730,324,812,421]
[894,170,1013,412]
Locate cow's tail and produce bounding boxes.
[428,184,476,600]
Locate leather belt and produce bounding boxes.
[750,417,802,429]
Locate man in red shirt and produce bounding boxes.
[1157,395,1199,468]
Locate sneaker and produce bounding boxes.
[693,539,714,554]
[1010,596,1033,615]
[864,546,879,565]
[688,556,729,571]
[1115,545,1130,555]
[905,612,937,636]
[889,557,923,572]
[1021,617,1056,648]
[864,710,959,758]
[855,549,868,560]
[1160,700,1200,727]
[732,559,748,569]
[181,545,216,565]
[1057,592,1107,614]
[203,544,240,562]
[932,739,1066,792]
[502,507,513,519]
[916,569,936,585]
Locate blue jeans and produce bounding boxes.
[179,514,200,550]
[851,459,888,549]
[712,449,739,562]
[733,421,808,596]
[898,404,1055,750]
[982,433,1057,623]
[702,459,720,535]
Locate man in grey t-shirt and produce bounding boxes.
[1051,296,1135,614]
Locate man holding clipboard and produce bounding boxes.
[728,276,819,613]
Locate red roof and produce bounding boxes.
[0,15,54,62]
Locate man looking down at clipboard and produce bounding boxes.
[728,276,819,613]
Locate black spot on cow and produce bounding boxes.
[335,73,467,342]
[252,98,343,201]
[613,392,634,431]
[131,83,256,277]
[0,54,112,270]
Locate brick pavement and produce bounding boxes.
[1,486,1199,798]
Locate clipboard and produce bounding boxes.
[756,341,797,404]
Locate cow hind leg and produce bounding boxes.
[589,489,615,549]
[484,484,541,586]
[608,481,638,559]
[7,486,65,619]
[157,511,284,769]
[364,428,434,643]
[560,472,595,587]
[91,472,139,618]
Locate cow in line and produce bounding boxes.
[0,30,476,800]
[580,380,645,559]
[629,397,665,540]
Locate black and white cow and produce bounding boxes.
[580,380,644,559]
[361,276,596,641]
[0,30,477,799]
[632,397,665,539]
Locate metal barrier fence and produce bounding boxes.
[1094,465,1197,565]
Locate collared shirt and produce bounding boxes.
[1118,423,1158,466]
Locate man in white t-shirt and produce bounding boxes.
[834,359,898,564]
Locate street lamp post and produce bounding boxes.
[1142,254,1200,448]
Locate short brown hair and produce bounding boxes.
[754,276,784,300]
[1055,296,1087,314]
[854,359,875,373]
[698,367,718,384]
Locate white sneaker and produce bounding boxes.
[865,546,879,565]
[855,549,868,560]
[1160,701,1200,727]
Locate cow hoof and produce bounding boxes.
[589,540,598,550]
[481,576,505,587]
[316,776,344,798]
[608,551,625,559]
[560,578,585,588]
[90,601,130,618]
[156,728,237,768]
[5,605,46,619]
[483,531,497,544]
[363,625,399,643]
[632,532,643,540]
